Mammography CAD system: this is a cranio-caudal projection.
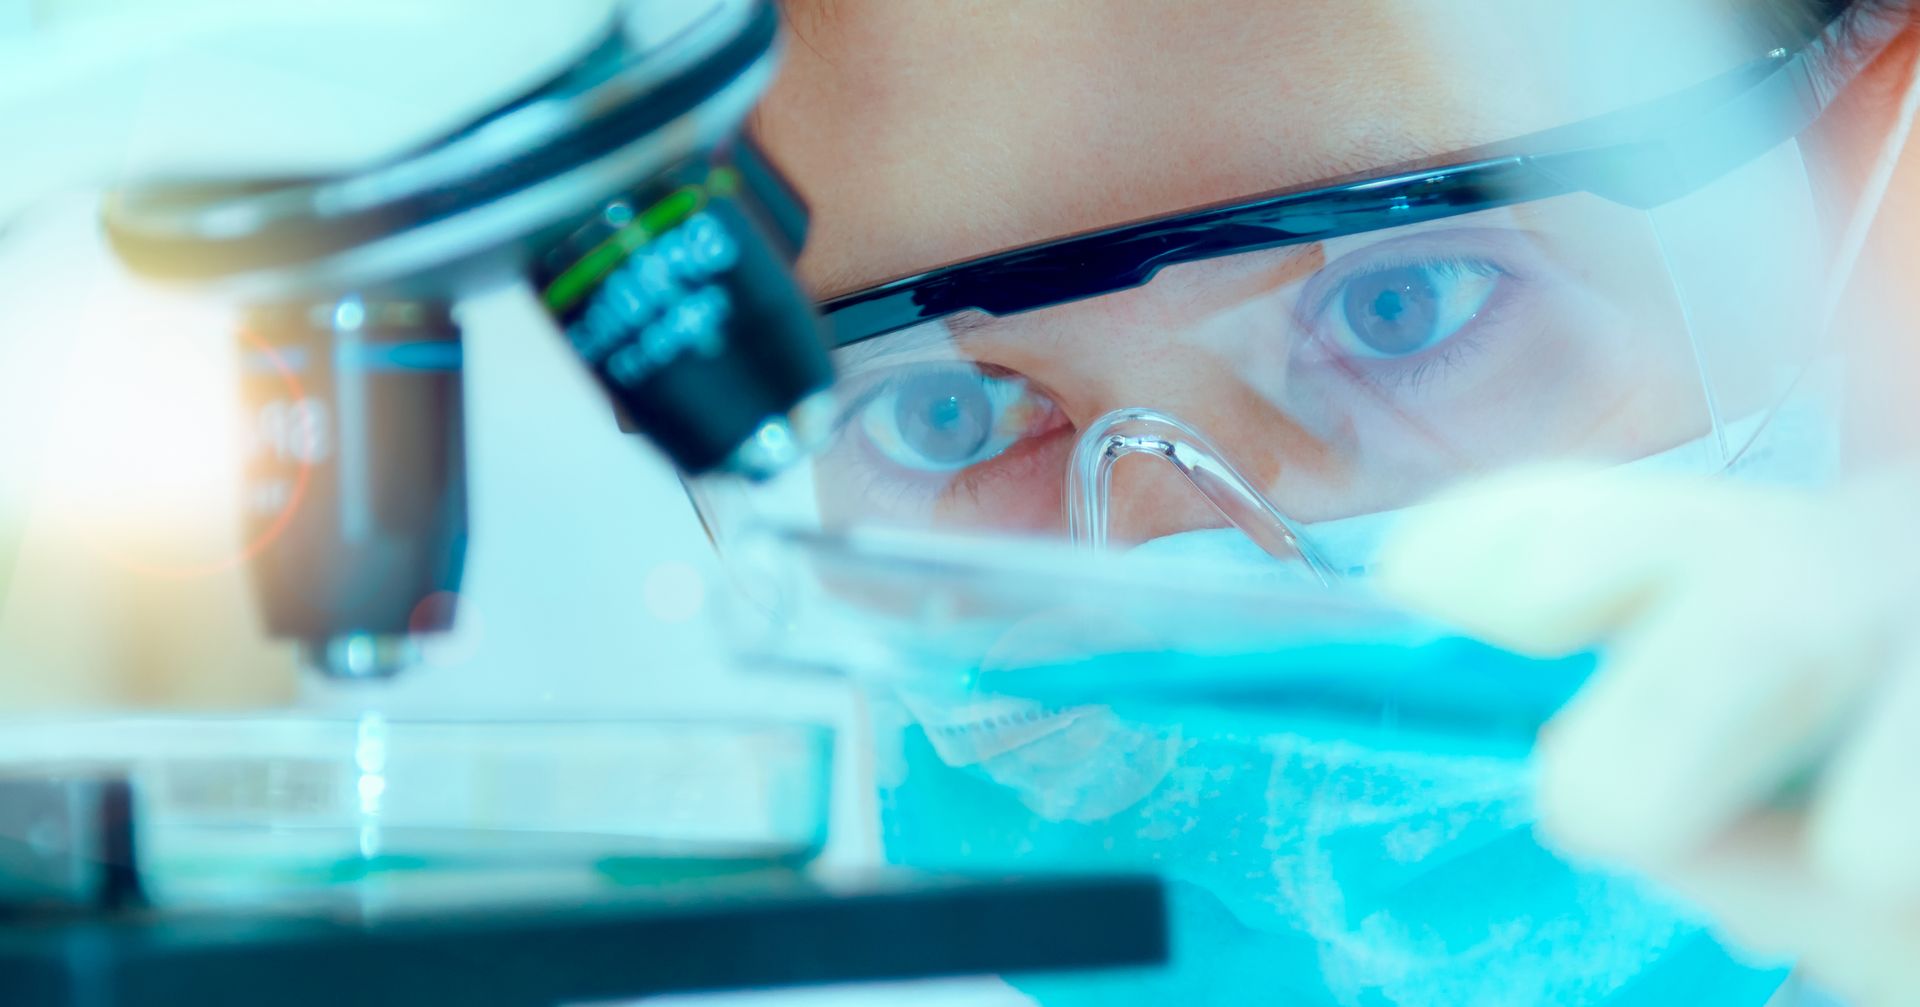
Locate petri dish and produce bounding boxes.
[721,525,1592,753]
[0,716,833,906]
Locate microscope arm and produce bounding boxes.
[0,0,622,225]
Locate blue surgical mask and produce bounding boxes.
[877,701,1793,1006]
[876,395,1842,1005]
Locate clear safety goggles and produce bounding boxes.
[695,24,1858,584]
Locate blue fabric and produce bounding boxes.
[878,721,1791,1006]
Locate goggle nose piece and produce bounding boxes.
[1064,407,1339,586]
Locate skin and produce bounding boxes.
[761,1,1757,297]
[752,4,1920,1000]
[753,0,1792,540]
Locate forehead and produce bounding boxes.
[755,0,1758,298]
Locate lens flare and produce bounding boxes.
[34,287,315,581]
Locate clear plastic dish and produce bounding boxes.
[0,716,833,905]
[721,525,1592,753]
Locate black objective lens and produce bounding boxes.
[238,300,467,678]
[533,141,833,478]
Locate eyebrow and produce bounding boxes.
[808,261,881,305]
[829,241,1329,374]
[806,139,1484,306]
[830,317,961,373]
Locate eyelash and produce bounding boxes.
[828,363,1009,440]
[822,231,1527,497]
[1300,250,1515,388]
[1305,251,1509,320]
[1364,331,1491,390]
[830,414,1068,518]
[824,364,1068,500]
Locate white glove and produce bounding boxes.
[1378,467,1920,1007]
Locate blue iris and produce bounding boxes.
[858,366,1035,472]
[1335,260,1500,359]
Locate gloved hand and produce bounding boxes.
[1378,466,1920,1007]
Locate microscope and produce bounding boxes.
[0,4,1168,1002]
[101,0,832,680]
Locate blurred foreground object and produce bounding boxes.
[0,718,1166,1005]
[1380,466,1920,1006]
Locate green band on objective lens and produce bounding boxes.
[541,167,744,315]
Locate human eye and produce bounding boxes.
[848,363,1065,474]
[1321,257,1506,360]
[1290,224,1540,388]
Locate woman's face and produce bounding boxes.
[752,0,1818,543]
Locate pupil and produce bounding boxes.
[1372,289,1406,322]
[895,371,993,463]
[1342,265,1441,356]
[929,396,963,429]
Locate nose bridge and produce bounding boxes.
[1074,351,1248,546]
[1037,288,1317,550]
[1065,407,1335,581]
[1104,449,1228,545]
